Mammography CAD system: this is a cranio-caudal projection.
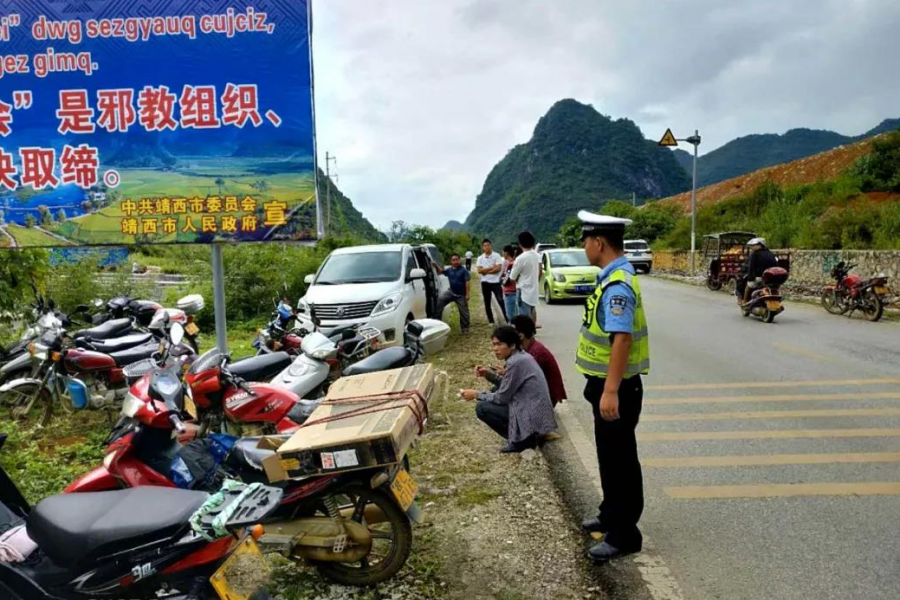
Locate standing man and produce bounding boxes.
[433,253,471,334]
[476,238,507,325]
[510,230,541,323]
[575,210,650,563]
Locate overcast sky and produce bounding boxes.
[312,0,900,231]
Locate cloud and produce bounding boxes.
[312,0,900,231]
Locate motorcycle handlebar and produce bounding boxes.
[169,413,186,434]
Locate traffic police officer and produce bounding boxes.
[575,210,650,562]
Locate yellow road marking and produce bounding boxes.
[645,392,900,406]
[772,342,837,362]
[665,482,900,499]
[644,378,900,392]
[639,428,900,441]
[644,407,900,422]
[644,452,900,468]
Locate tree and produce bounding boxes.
[252,180,270,193]
[25,213,36,228]
[0,249,49,313]
[557,217,582,247]
[57,209,67,222]
[215,177,225,196]
[387,220,412,243]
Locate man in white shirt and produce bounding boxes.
[475,238,507,324]
[510,230,542,323]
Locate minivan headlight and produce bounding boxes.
[371,292,403,317]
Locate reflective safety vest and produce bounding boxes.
[575,268,650,377]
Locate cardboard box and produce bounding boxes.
[271,364,435,479]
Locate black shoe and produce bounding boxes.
[588,540,641,563]
[500,443,521,453]
[581,517,606,533]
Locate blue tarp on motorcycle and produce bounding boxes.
[169,434,236,491]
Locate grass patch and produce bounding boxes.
[456,485,502,507]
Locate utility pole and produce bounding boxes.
[632,192,636,207]
[685,130,701,275]
[325,152,338,235]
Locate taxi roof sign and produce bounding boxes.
[658,128,678,147]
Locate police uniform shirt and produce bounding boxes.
[594,255,637,335]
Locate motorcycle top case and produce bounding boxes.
[413,319,451,356]
[269,364,436,481]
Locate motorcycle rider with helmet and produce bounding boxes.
[737,238,778,304]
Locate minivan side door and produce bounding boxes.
[405,249,428,319]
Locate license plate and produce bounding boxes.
[183,393,198,420]
[185,322,200,336]
[390,468,418,511]
[210,537,270,599]
[875,286,888,295]
[766,300,781,311]
[574,285,593,293]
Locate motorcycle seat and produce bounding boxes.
[229,351,293,382]
[83,332,153,354]
[228,436,288,472]
[342,346,416,377]
[73,318,133,340]
[109,342,159,367]
[319,324,356,339]
[27,487,208,568]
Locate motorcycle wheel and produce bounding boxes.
[726,278,738,295]
[313,484,413,586]
[706,278,723,291]
[821,290,847,315]
[763,308,776,324]
[0,367,30,390]
[863,291,884,322]
[0,380,53,427]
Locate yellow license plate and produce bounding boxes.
[875,286,888,295]
[183,394,198,420]
[766,301,781,311]
[185,322,200,336]
[390,468,418,511]
[210,537,270,600]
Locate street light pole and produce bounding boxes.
[685,130,701,275]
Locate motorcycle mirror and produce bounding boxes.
[93,298,104,308]
[170,323,185,346]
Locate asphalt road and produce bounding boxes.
[539,276,900,600]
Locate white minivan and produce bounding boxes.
[297,244,448,346]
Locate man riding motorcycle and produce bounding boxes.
[737,237,778,304]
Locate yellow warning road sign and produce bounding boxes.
[658,128,678,147]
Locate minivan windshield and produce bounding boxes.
[315,251,403,284]
[548,250,591,267]
[625,241,649,251]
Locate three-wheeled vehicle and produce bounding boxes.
[703,232,791,293]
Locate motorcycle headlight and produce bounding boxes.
[309,347,337,360]
[121,392,144,418]
[371,292,403,317]
[553,273,566,283]
[30,343,48,361]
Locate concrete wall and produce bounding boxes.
[653,249,900,289]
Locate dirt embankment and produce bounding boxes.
[658,138,876,214]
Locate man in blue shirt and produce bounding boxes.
[434,253,471,334]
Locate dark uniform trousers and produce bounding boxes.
[584,373,644,551]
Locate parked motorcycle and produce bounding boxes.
[0,319,196,427]
[821,261,889,322]
[67,324,419,586]
[741,267,788,323]
[0,432,281,599]
[0,297,71,387]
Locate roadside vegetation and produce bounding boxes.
[554,128,900,250]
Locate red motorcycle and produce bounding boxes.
[66,324,419,586]
[821,261,889,322]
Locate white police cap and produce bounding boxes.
[578,210,632,239]
[747,237,766,247]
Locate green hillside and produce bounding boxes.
[464,99,690,242]
[316,170,387,242]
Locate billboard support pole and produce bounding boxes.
[211,244,228,354]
